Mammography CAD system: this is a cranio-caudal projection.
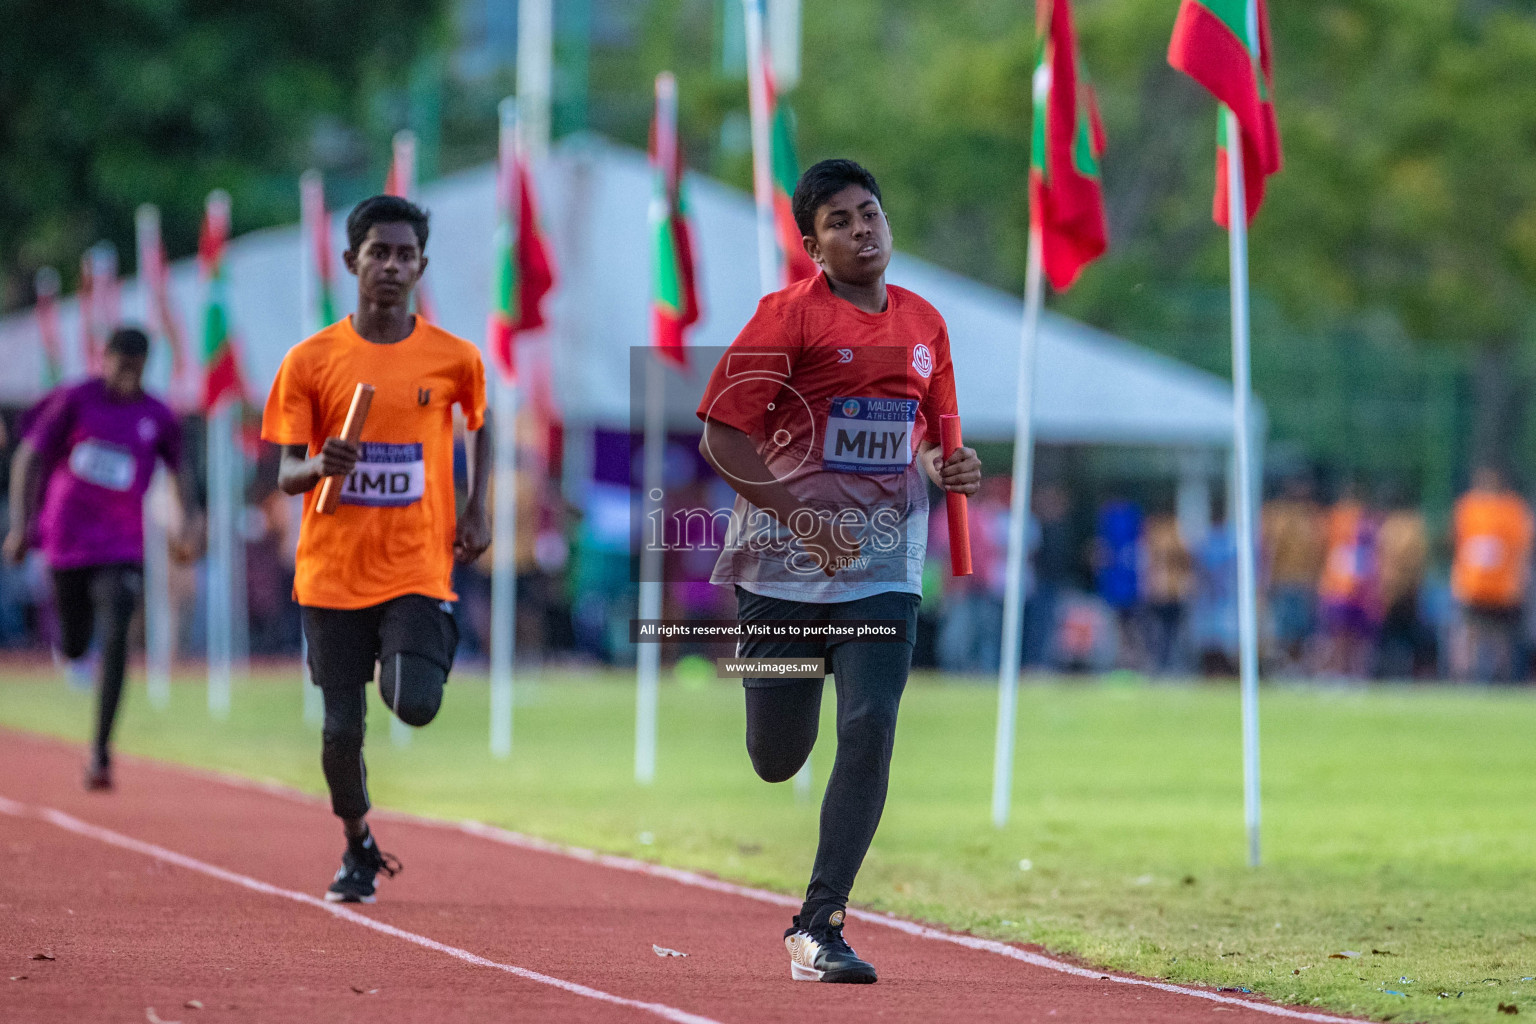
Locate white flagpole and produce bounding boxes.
[635,72,677,786]
[489,379,518,758]
[1225,107,1263,868]
[137,205,174,710]
[743,0,812,801]
[992,225,1045,829]
[299,172,325,726]
[743,0,780,296]
[202,191,233,720]
[488,98,522,760]
[517,0,553,163]
[636,352,666,784]
[207,401,233,719]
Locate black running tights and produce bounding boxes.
[320,654,446,821]
[53,563,141,760]
[744,638,912,913]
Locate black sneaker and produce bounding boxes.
[324,833,401,904]
[783,905,878,983]
[83,751,113,792]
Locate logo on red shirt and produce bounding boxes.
[912,343,933,379]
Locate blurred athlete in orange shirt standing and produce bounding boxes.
[1451,465,1533,682]
[261,195,490,902]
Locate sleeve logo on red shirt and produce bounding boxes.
[912,344,933,379]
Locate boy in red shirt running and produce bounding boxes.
[697,159,980,983]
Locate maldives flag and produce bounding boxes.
[764,66,818,285]
[1030,0,1108,291]
[649,73,701,368]
[300,170,339,331]
[35,267,63,387]
[1168,0,1282,226]
[137,204,194,410]
[384,130,438,322]
[199,191,245,411]
[487,105,556,383]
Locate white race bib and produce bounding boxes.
[822,397,917,474]
[68,439,136,492]
[340,442,426,508]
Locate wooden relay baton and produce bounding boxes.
[939,413,973,577]
[315,383,375,515]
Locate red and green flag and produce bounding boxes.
[384,130,438,322]
[199,190,245,411]
[763,64,818,285]
[1168,0,1282,226]
[300,170,339,331]
[1030,0,1109,291]
[649,72,701,368]
[34,267,63,387]
[487,104,556,383]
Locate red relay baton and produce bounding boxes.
[939,413,973,577]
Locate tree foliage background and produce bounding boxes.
[0,0,447,309]
[8,0,1536,503]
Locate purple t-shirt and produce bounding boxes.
[24,379,182,570]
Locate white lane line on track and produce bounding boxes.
[0,795,722,1024]
[101,755,1368,1024]
[447,820,1365,1024]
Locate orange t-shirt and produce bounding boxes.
[260,317,487,610]
[1451,490,1534,609]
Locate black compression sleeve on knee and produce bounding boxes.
[378,651,446,728]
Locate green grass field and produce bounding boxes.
[3,665,1534,1022]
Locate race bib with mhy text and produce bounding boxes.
[822,397,918,474]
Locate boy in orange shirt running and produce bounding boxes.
[261,195,490,902]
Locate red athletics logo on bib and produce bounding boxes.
[912,343,933,378]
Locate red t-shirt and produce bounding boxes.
[696,274,958,602]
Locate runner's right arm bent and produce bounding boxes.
[277,439,361,496]
[699,417,859,576]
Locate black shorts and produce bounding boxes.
[733,586,920,688]
[301,594,459,690]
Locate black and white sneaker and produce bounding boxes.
[82,751,113,792]
[784,906,878,983]
[324,833,401,904]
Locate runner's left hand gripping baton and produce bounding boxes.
[316,383,375,515]
[939,413,973,577]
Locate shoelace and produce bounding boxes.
[813,925,857,959]
[352,843,403,879]
[373,849,402,879]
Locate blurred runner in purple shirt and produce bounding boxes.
[5,327,197,791]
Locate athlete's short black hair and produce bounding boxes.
[105,326,149,359]
[792,159,883,238]
[346,194,430,253]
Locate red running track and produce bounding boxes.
[0,730,1369,1023]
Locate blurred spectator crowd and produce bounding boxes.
[929,466,1536,684]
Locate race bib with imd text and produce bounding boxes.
[822,397,918,474]
[68,439,136,492]
[340,442,426,508]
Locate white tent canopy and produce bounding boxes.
[0,135,1239,446]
